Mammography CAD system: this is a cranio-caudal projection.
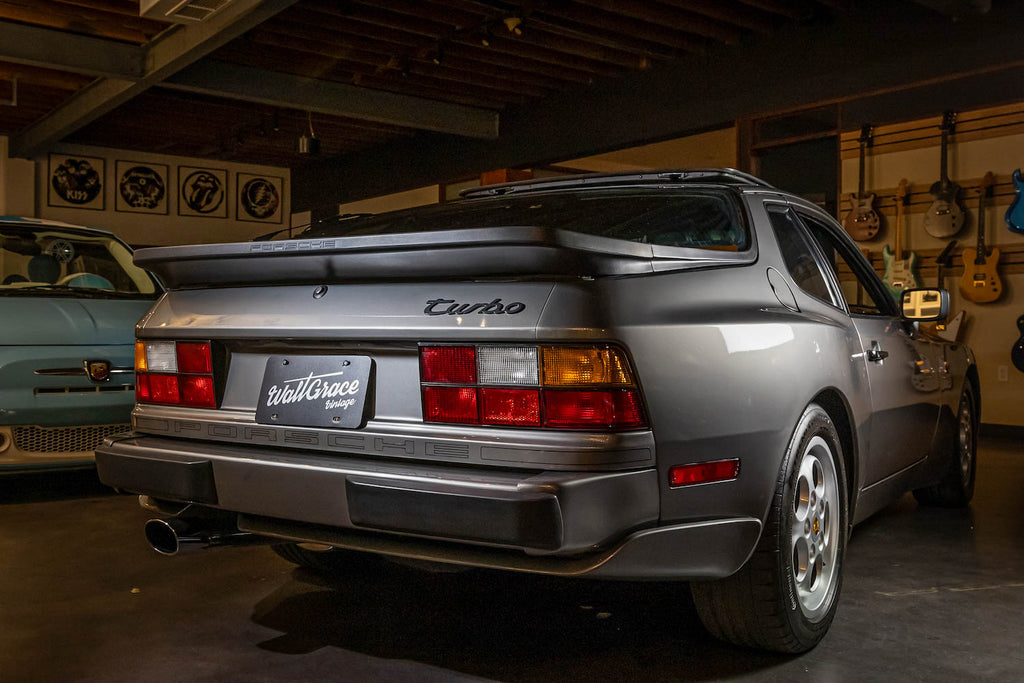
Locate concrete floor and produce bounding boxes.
[1,434,1022,682]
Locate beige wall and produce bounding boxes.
[34,143,289,246]
[566,127,738,172]
[842,126,1024,426]
[0,136,36,217]
[338,185,439,215]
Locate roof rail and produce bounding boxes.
[461,168,775,199]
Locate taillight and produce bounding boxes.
[134,340,216,408]
[420,344,647,431]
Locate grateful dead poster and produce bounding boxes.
[48,154,105,210]
[178,166,228,218]
[237,173,283,223]
[115,161,168,214]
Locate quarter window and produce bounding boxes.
[798,213,888,316]
[767,206,833,303]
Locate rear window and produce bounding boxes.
[301,190,749,252]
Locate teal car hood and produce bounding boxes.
[0,297,152,346]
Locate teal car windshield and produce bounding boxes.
[1,226,159,299]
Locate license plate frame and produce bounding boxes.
[255,355,372,429]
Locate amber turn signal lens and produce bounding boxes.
[541,346,633,386]
[134,341,148,372]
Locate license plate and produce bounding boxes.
[255,355,372,429]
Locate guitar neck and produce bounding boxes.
[857,142,866,197]
[975,191,987,263]
[894,197,903,257]
[938,128,949,187]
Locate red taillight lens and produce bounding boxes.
[423,386,479,424]
[136,341,216,408]
[421,346,476,384]
[669,459,740,487]
[419,344,648,431]
[176,342,213,374]
[180,375,216,408]
[481,388,541,426]
[145,374,180,404]
[543,389,645,429]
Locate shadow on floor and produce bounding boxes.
[0,467,113,504]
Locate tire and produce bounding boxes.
[691,404,849,653]
[271,542,381,575]
[913,383,977,507]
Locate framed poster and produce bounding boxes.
[179,166,228,218]
[237,173,283,223]
[115,161,169,214]
[48,154,105,210]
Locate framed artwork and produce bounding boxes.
[236,173,283,223]
[48,154,105,210]
[115,161,169,214]
[179,166,228,218]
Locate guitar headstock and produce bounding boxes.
[981,171,996,197]
[940,110,957,134]
[859,124,874,147]
[897,178,909,205]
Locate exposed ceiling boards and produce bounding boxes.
[0,0,1012,186]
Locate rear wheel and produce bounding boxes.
[691,404,848,653]
[271,542,381,575]
[913,383,976,507]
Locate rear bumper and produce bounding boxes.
[96,433,761,579]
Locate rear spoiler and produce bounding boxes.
[135,226,752,289]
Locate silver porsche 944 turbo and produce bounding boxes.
[97,170,977,652]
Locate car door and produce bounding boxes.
[794,209,946,485]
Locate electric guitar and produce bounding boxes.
[1007,168,1024,235]
[842,125,880,241]
[1012,315,1024,373]
[923,240,966,342]
[923,112,965,238]
[882,179,919,300]
[959,172,1002,304]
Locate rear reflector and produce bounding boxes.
[669,459,740,487]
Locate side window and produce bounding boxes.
[766,205,833,303]
[798,213,889,316]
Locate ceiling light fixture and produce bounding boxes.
[297,111,320,155]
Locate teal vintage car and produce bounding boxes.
[0,217,160,471]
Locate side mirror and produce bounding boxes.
[900,288,949,322]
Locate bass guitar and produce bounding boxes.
[1007,168,1024,235]
[882,178,919,300]
[842,125,880,241]
[959,172,1002,304]
[923,111,965,238]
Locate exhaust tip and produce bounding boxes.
[145,518,183,556]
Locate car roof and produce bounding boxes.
[460,168,775,199]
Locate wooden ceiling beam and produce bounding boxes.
[0,21,145,79]
[162,61,500,138]
[651,0,776,33]
[733,0,814,20]
[10,0,299,159]
[0,0,164,43]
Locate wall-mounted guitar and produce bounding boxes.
[923,239,966,342]
[959,172,1002,304]
[842,125,880,241]
[1007,168,1024,235]
[883,179,919,300]
[923,111,965,238]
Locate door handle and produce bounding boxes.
[866,341,889,363]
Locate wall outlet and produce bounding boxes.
[998,365,1009,382]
